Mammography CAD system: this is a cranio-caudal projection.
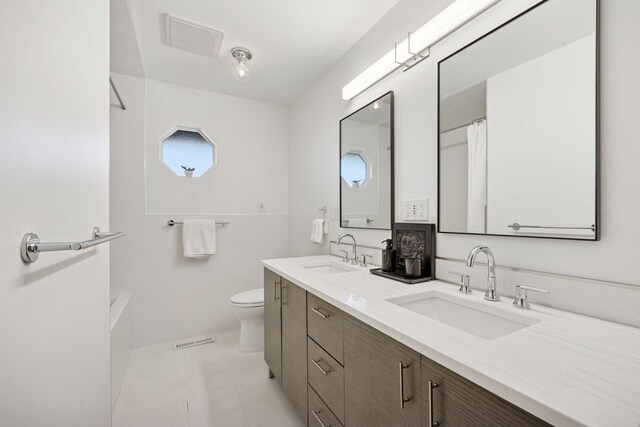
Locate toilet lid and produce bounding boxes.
[230,288,264,305]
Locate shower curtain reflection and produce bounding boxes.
[467,119,487,233]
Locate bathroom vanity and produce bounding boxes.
[263,256,640,427]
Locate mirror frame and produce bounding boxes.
[436,0,600,241]
[340,91,395,230]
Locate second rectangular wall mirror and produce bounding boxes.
[438,0,598,240]
[340,91,394,230]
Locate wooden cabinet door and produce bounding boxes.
[263,268,281,381]
[281,279,308,423]
[421,356,551,427]
[344,317,421,427]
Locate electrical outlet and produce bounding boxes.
[403,198,428,221]
[416,198,427,220]
[258,202,266,213]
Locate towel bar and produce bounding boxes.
[167,219,229,227]
[508,223,595,232]
[21,226,125,264]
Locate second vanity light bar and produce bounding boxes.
[341,0,501,101]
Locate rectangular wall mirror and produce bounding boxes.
[340,91,394,230]
[438,0,598,240]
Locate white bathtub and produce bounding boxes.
[110,293,133,412]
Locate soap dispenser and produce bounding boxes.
[381,239,396,272]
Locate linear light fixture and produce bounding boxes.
[341,0,501,101]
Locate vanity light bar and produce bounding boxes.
[341,0,501,101]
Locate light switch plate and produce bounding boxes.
[403,198,428,221]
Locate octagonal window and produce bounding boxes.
[341,151,370,188]
[161,128,216,177]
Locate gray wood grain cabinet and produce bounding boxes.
[421,356,551,427]
[281,278,308,422]
[263,269,307,423]
[263,268,281,381]
[307,293,344,364]
[308,338,345,424]
[344,317,422,427]
[309,385,344,427]
[264,267,548,427]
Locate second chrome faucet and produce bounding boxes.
[466,245,500,302]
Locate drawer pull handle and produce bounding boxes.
[312,409,332,427]
[428,380,440,426]
[399,362,412,409]
[312,358,332,375]
[282,283,287,305]
[311,307,330,318]
[274,281,280,301]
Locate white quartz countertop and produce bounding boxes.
[262,255,640,427]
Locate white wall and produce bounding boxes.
[145,79,289,215]
[487,34,596,238]
[111,74,289,347]
[0,1,111,425]
[287,0,640,326]
[288,0,455,257]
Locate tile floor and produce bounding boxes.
[113,329,305,427]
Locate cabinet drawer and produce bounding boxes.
[307,293,344,364]
[308,338,345,424]
[421,356,550,427]
[308,385,343,427]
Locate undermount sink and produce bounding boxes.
[387,291,539,340]
[302,262,358,275]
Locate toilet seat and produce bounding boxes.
[230,288,264,308]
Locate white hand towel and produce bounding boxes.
[348,218,369,228]
[182,219,216,258]
[310,219,324,244]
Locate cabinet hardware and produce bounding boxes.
[312,409,332,427]
[311,307,330,319]
[399,362,412,409]
[312,358,332,375]
[428,380,440,426]
[282,283,287,305]
[274,280,280,301]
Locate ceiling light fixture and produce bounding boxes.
[342,0,501,100]
[231,47,253,81]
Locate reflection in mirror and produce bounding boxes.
[438,0,597,240]
[161,129,216,178]
[340,91,393,230]
[341,151,369,188]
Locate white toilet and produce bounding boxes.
[230,288,264,353]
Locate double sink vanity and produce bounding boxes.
[266,1,640,426]
[262,255,640,427]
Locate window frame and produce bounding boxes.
[159,125,217,178]
[340,149,372,188]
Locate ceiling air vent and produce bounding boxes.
[164,14,224,58]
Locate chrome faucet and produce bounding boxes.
[337,233,358,265]
[466,245,500,302]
